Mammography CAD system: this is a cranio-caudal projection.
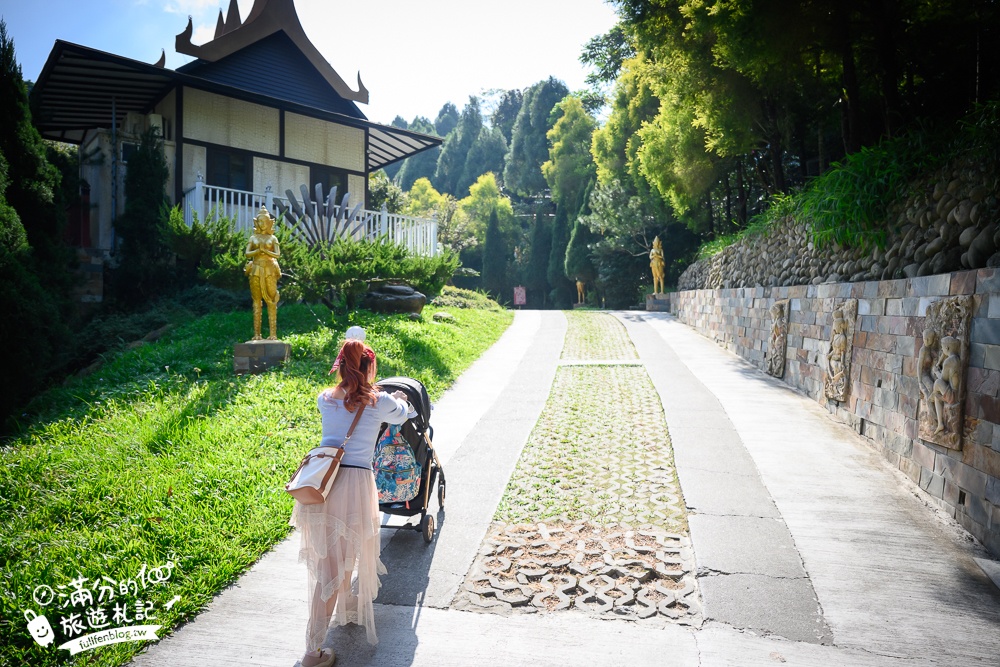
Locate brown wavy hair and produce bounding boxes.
[334,339,379,412]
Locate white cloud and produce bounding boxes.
[164,0,222,16]
[191,23,216,46]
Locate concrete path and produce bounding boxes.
[129,310,1000,667]
[620,312,1000,665]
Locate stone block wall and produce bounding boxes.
[670,269,1000,556]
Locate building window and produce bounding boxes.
[207,147,251,191]
[312,166,349,200]
[121,142,139,164]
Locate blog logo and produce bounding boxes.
[24,610,55,647]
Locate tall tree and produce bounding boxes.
[397,116,440,190]
[546,204,575,307]
[564,215,598,288]
[491,88,524,144]
[434,96,483,195]
[542,95,597,210]
[459,126,508,196]
[0,20,64,268]
[580,23,635,90]
[481,208,506,300]
[526,210,552,307]
[0,21,71,419]
[434,102,460,137]
[504,77,570,197]
[112,126,170,304]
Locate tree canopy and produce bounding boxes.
[542,95,597,209]
[504,77,571,197]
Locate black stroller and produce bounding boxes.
[376,376,445,543]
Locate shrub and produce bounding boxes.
[189,215,460,311]
[0,200,68,426]
[429,286,504,310]
[165,207,247,290]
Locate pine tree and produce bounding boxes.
[434,97,483,195]
[526,210,552,307]
[397,116,440,191]
[0,21,71,420]
[565,216,597,287]
[434,102,459,136]
[458,126,507,196]
[111,126,170,304]
[481,208,507,300]
[0,20,67,275]
[546,204,575,307]
[503,77,570,197]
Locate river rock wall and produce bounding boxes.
[679,159,999,291]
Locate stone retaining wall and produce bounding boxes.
[670,269,1000,557]
[678,159,999,292]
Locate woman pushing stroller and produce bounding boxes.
[289,335,411,667]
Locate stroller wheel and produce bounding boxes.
[421,514,435,544]
[437,478,446,509]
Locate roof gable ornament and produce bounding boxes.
[176,0,368,104]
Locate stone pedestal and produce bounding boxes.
[234,340,290,375]
[646,293,671,312]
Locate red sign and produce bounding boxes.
[513,286,526,306]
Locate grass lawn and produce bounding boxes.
[0,302,512,667]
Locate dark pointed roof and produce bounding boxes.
[177,31,365,119]
[30,41,441,171]
[175,0,368,104]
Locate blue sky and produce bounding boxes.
[3,0,620,125]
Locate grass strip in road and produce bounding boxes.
[457,312,699,622]
[495,364,686,531]
[0,303,512,667]
[560,310,638,362]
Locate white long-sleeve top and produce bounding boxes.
[317,390,410,468]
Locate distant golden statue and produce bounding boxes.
[576,280,585,305]
[245,206,281,341]
[649,236,666,295]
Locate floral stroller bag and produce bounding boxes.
[374,424,422,503]
[374,376,445,543]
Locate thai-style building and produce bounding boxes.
[31,0,441,272]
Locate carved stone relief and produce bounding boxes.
[824,299,857,402]
[918,296,972,450]
[766,300,789,378]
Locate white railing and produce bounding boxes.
[366,210,439,258]
[182,174,438,256]
[182,179,269,234]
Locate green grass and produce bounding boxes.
[560,310,639,361]
[694,102,1000,260]
[694,193,793,260]
[0,303,512,667]
[495,313,685,531]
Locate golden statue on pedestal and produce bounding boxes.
[245,206,281,341]
[650,236,666,295]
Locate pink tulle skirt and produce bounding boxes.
[289,467,386,647]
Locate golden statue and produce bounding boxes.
[576,280,586,305]
[649,236,666,295]
[245,206,281,341]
